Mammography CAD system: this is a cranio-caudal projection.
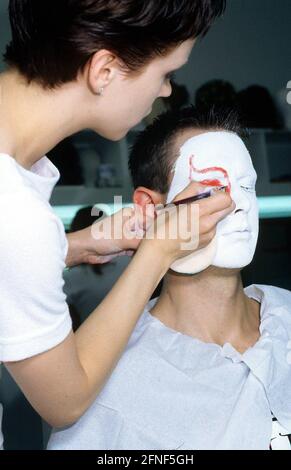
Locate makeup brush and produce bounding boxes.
[166,185,227,207]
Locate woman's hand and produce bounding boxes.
[66,181,235,268]
[141,181,235,266]
[65,206,153,267]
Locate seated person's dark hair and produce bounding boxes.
[129,106,245,195]
[4,0,226,89]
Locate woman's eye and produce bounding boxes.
[165,72,176,82]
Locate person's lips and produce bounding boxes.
[220,215,250,236]
[221,223,250,235]
[222,229,250,238]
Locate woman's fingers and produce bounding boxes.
[171,182,235,227]
[198,191,235,217]
[172,181,207,203]
[120,179,236,263]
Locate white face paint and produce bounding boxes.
[166,131,259,274]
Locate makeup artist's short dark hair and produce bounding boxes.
[4,0,226,89]
[129,106,245,194]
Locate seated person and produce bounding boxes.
[48,107,291,450]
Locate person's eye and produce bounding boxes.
[240,185,256,193]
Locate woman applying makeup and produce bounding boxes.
[0,0,234,448]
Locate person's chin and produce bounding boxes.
[214,243,255,268]
[111,131,128,141]
[91,126,128,141]
[112,126,134,141]
[214,254,254,269]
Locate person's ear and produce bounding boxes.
[85,49,122,95]
[133,187,166,210]
[133,187,166,232]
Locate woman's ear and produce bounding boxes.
[85,49,120,95]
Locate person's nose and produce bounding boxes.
[232,186,251,214]
[159,81,172,99]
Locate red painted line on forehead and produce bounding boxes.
[188,155,232,193]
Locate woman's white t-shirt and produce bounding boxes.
[0,153,72,449]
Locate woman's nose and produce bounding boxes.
[159,81,172,99]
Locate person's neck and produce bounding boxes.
[150,267,261,353]
[0,69,87,170]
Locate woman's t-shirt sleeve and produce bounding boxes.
[0,193,72,362]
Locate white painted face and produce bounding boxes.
[166,131,259,273]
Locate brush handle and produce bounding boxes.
[167,186,227,207]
